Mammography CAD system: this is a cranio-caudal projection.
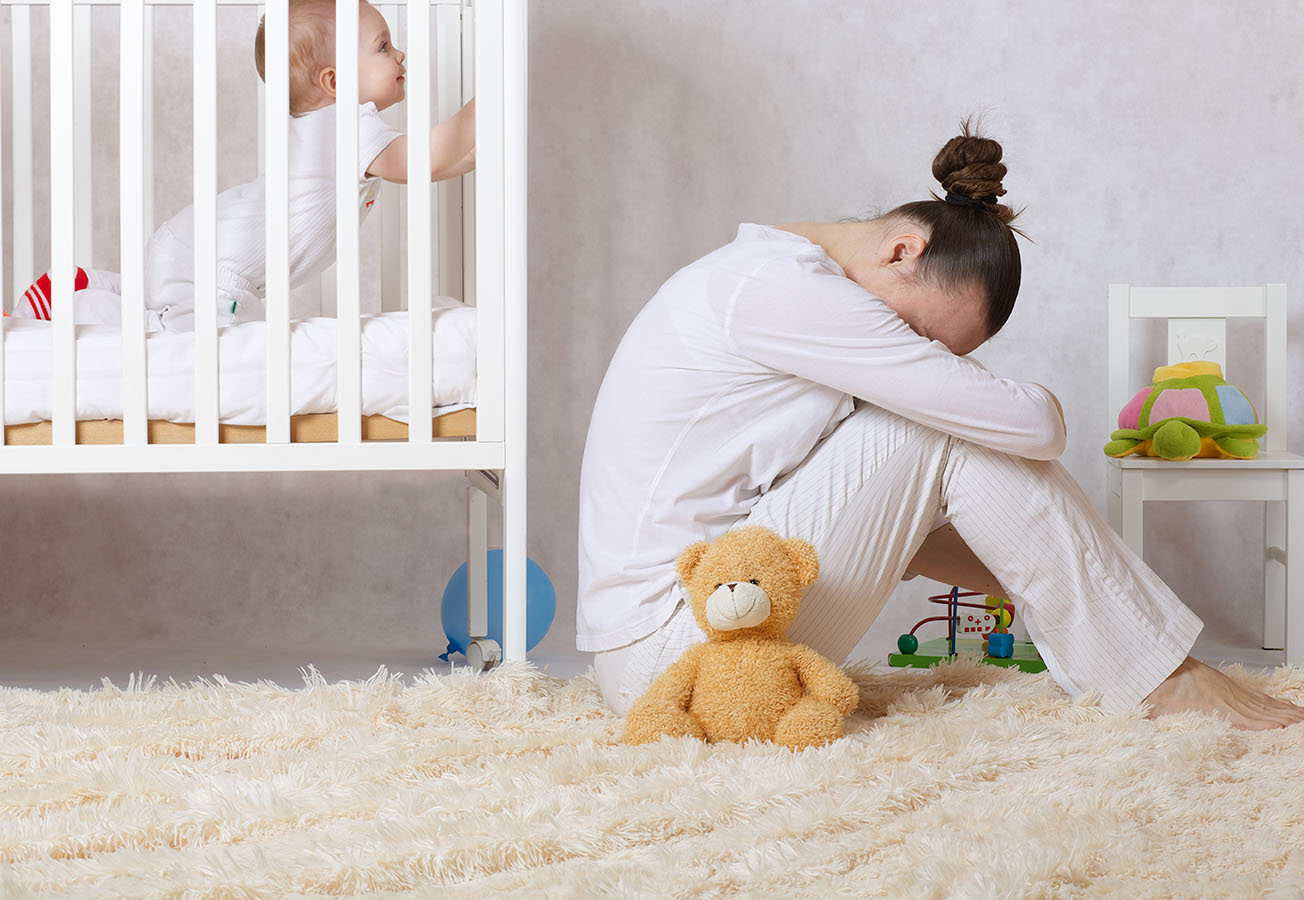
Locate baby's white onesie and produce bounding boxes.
[146,101,401,331]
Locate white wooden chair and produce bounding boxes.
[1105,284,1304,663]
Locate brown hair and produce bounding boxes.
[884,120,1024,336]
[254,0,337,116]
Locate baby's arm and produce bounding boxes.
[366,98,475,185]
[441,147,476,179]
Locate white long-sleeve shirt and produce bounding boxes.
[576,223,1065,652]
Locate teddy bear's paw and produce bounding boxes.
[830,676,861,716]
[774,697,846,751]
[623,707,707,745]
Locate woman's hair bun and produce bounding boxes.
[932,119,1017,226]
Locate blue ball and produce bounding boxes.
[440,550,556,660]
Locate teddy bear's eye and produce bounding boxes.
[714,584,722,590]
[749,579,759,585]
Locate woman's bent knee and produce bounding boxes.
[593,648,634,715]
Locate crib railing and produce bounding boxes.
[0,0,528,666]
[0,0,525,475]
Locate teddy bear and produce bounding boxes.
[622,526,859,751]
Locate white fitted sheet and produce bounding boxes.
[1,305,476,426]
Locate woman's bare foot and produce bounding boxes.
[1143,656,1304,730]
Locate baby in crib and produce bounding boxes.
[15,0,474,332]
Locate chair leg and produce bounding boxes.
[1265,500,1287,651]
[1287,471,1304,667]
[1106,464,1121,535]
[1118,469,1144,558]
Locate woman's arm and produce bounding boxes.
[366,98,475,184]
[1035,383,1066,431]
[715,255,1067,460]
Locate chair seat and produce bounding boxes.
[1107,449,1304,470]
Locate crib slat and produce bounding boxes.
[10,6,34,299]
[264,0,290,443]
[435,4,462,301]
[256,73,264,175]
[380,162,403,312]
[193,0,219,445]
[459,7,474,309]
[120,0,148,445]
[0,15,4,312]
[406,0,432,444]
[50,0,76,446]
[143,5,155,239]
[74,3,92,264]
[379,5,403,314]
[502,0,527,662]
[474,0,504,444]
[0,11,6,435]
[335,0,361,443]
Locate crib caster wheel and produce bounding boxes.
[466,638,501,672]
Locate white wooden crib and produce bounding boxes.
[0,0,527,669]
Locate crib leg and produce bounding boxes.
[501,468,528,663]
[465,481,501,671]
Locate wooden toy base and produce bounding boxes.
[889,636,1047,674]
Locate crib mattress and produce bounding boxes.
[0,305,477,436]
[3,409,476,445]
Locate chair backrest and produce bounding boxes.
[1107,284,1289,452]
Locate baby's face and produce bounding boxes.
[357,2,406,110]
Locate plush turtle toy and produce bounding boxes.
[1104,361,1267,460]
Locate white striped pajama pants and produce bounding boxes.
[594,401,1203,716]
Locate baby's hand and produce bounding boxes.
[428,98,476,181]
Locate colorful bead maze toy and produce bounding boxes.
[889,587,1046,673]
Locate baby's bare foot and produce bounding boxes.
[1144,656,1304,731]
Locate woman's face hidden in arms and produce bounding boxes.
[357,2,407,110]
[843,226,989,357]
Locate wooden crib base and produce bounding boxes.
[3,409,476,445]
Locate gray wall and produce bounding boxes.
[2,1,1302,665]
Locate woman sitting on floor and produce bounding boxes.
[577,121,1304,731]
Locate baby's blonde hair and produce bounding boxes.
[254,0,337,116]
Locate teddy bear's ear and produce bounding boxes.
[784,538,820,587]
[676,541,710,583]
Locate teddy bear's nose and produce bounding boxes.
[705,580,770,631]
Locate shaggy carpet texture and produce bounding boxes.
[3,660,1304,899]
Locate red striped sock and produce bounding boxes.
[18,268,89,320]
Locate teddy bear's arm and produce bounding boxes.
[622,644,708,744]
[790,644,859,716]
[639,643,705,711]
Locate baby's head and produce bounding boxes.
[255,0,405,116]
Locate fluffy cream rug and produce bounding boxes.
[3,659,1304,899]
